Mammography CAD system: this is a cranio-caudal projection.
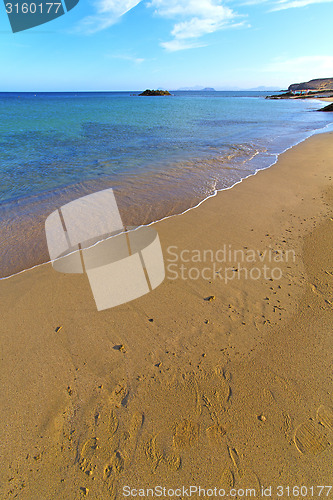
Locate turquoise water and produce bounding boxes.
[0,91,332,277]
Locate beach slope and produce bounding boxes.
[0,133,332,499]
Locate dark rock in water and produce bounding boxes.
[266,91,293,99]
[139,89,171,96]
[318,102,333,112]
[266,90,333,100]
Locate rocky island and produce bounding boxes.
[139,89,172,96]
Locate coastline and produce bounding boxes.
[1,132,332,498]
[1,92,332,281]
[1,110,333,282]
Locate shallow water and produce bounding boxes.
[0,91,332,278]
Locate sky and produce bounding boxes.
[0,0,333,91]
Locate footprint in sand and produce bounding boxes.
[220,466,235,488]
[227,446,243,478]
[103,450,125,480]
[102,450,125,499]
[122,411,144,464]
[294,421,329,455]
[102,409,144,496]
[164,450,182,471]
[281,412,293,444]
[221,445,260,492]
[145,435,182,472]
[144,436,164,471]
[206,423,227,447]
[109,384,129,408]
[109,410,119,436]
[77,381,144,496]
[317,405,333,431]
[198,367,231,426]
[79,437,98,475]
[173,419,200,448]
[143,365,231,477]
[294,405,332,455]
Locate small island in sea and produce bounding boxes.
[139,89,172,96]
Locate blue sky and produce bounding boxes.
[0,0,332,90]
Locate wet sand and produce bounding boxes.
[0,132,332,499]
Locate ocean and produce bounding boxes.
[0,90,332,278]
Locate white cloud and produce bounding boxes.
[107,54,145,63]
[161,39,207,51]
[76,0,243,51]
[76,0,142,34]
[148,0,231,18]
[148,0,242,51]
[264,56,333,83]
[75,0,333,39]
[171,15,233,40]
[240,0,332,10]
[240,0,269,5]
[271,0,333,9]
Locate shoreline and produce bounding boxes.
[0,132,332,498]
[1,113,333,282]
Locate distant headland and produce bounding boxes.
[267,77,333,100]
[176,87,216,91]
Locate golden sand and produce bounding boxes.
[0,133,332,499]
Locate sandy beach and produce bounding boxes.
[0,132,332,499]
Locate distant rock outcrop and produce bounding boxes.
[318,102,333,112]
[139,89,171,96]
[288,78,333,92]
